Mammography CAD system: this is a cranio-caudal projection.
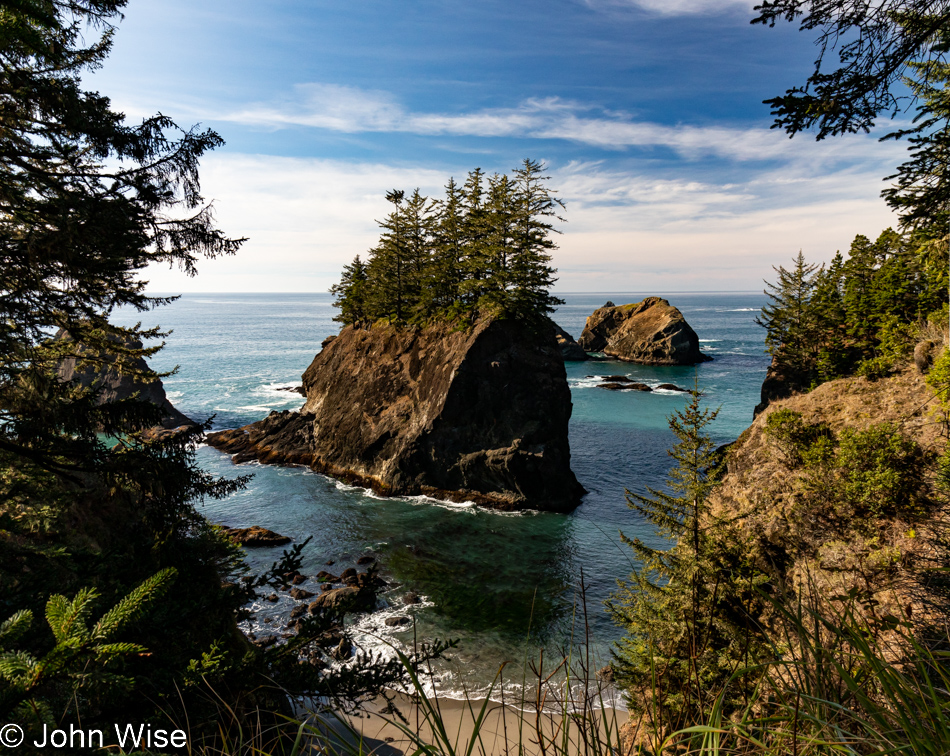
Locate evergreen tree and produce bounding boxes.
[607,389,767,732]
[329,255,369,324]
[330,162,565,328]
[509,158,565,321]
[756,251,822,381]
[422,178,467,320]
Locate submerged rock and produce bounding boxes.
[598,382,652,392]
[207,317,584,512]
[577,298,710,365]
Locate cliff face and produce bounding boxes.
[712,364,945,623]
[577,297,710,365]
[56,331,195,430]
[207,317,584,512]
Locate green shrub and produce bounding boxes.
[856,354,894,380]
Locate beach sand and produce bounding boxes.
[316,692,627,756]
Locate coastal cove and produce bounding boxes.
[117,291,768,698]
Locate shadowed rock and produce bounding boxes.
[207,317,584,512]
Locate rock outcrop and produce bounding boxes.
[713,365,944,625]
[552,322,589,361]
[222,526,291,547]
[577,298,710,365]
[207,317,584,512]
[56,330,195,430]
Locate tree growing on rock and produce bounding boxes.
[330,161,564,327]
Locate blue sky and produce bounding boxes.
[90,0,909,292]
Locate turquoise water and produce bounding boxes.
[116,292,767,697]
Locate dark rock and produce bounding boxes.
[344,576,359,587]
[321,584,333,592]
[55,329,196,431]
[325,560,335,566]
[552,322,589,361]
[915,340,937,374]
[290,587,315,600]
[598,382,652,392]
[331,636,352,661]
[577,298,710,365]
[385,616,411,627]
[404,592,421,605]
[264,593,278,603]
[206,316,585,512]
[252,635,277,648]
[601,375,632,382]
[276,386,306,396]
[656,383,688,392]
[356,555,376,565]
[316,571,339,582]
[291,574,307,585]
[222,526,291,547]
[308,585,376,614]
[290,605,306,619]
[340,567,357,581]
[753,352,806,417]
[321,335,337,349]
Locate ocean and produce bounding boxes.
[115,291,768,700]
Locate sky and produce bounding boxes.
[88,0,911,293]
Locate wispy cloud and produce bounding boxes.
[603,0,754,16]
[217,83,903,167]
[144,154,899,294]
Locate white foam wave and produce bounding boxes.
[698,339,721,343]
[728,308,757,312]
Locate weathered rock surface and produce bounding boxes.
[222,526,292,547]
[753,352,807,417]
[552,322,589,361]
[577,298,710,365]
[207,317,584,512]
[56,330,195,430]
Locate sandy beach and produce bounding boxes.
[318,692,628,756]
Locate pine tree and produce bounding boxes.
[607,389,767,733]
[509,159,565,321]
[329,255,369,324]
[756,252,822,383]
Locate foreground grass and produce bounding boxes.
[170,594,950,756]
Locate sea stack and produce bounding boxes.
[577,297,710,365]
[56,330,195,430]
[207,317,584,512]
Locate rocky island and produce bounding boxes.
[56,329,195,430]
[578,297,710,365]
[207,316,584,512]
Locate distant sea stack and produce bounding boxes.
[56,330,195,430]
[207,317,585,512]
[552,322,589,361]
[577,298,711,365]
